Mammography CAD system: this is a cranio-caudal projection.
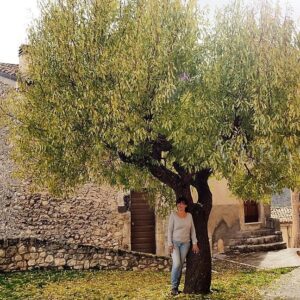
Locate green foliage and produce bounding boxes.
[0,90,19,128]
[11,0,200,199]
[8,0,300,202]
[206,1,300,199]
[0,265,293,299]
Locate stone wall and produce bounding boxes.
[0,81,21,239]
[0,184,130,250]
[0,237,171,273]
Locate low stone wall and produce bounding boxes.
[0,238,171,273]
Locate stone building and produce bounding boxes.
[271,189,293,247]
[271,189,300,248]
[0,54,289,258]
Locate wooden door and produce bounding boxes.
[244,200,259,223]
[130,191,156,254]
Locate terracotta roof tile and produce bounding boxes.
[271,207,292,223]
[0,63,19,81]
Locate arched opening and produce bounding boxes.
[212,220,229,254]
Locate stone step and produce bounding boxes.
[228,241,287,254]
[229,234,283,246]
[234,229,281,238]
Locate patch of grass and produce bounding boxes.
[0,269,86,300]
[0,262,294,300]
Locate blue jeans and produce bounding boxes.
[171,241,190,290]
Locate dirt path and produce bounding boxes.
[261,267,300,300]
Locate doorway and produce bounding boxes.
[130,191,156,254]
[244,200,259,223]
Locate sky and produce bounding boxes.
[0,0,299,64]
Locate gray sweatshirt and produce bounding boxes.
[167,212,198,246]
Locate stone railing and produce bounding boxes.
[266,217,281,231]
[0,238,171,273]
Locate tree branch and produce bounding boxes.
[117,144,181,191]
[148,163,181,191]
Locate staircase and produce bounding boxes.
[227,227,287,254]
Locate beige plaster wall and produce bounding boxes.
[280,223,293,248]
[156,215,168,256]
[208,179,241,253]
[209,204,241,254]
[291,191,300,248]
[208,178,240,205]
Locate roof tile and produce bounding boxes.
[0,62,19,80]
[271,207,292,223]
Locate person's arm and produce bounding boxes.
[190,214,200,253]
[167,213,174,254]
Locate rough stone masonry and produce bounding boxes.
[0,237,171,272]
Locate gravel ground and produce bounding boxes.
[261,267,300,300]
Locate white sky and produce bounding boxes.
[0,0,299,64]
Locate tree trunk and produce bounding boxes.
[183,202,212,294]
[184,170,212,294]
[146,158,213,294]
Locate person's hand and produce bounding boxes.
[169,245,174,255]
[192,244,199,254]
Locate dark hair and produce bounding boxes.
[176,196,188,205]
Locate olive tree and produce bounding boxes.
[8,0,300,294]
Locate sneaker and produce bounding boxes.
[171,288,179,296]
